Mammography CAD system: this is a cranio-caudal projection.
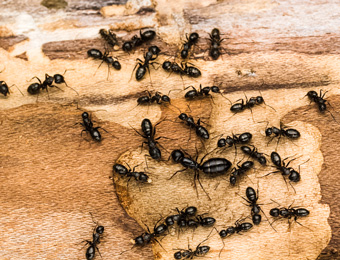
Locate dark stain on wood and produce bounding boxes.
[0,35,28,51]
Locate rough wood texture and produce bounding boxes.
[0,0,340,259]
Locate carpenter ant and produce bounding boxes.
[27,72,78,96]
[169,149,232,199]
[181,32,199,59]
[78,112,112,142]
[113,163,152,184]
[166,206,198,229]
[162,61,201,78]
[122,29,156,52]
[184,84,229,103]
[270,201,310,230]
[133,50,159,81]
[0,81,23,97]
[241,145,267,165]
[263,121,300,146]
[217,218,253,256]
[230,93,276,121]
[217,132,252,157]
[81,214,104,260]
[306,89,338,123]
[131,219,168,250]
[99,28,119,50]
[137,90,171,106]
[209,28,224,60]
[148,45,161,56]
[131,118,167,160]
[229,161,254,186]
[87,48,121,78]
[178,112,210,140]
[262,152,304,193]
[173,241,210,259]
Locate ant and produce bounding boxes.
[78,112,112,142]
[184,84,230,103]
[269,200,309,230]
[229,161,254,186]
[173,240,210,259]
[217,217,253,256]
[181,32,199,59]
[131,118,167,160]
[169,149,232,199]
[122,29,156,52]
[239,186,271,226]
[131,218,168,250]
[162,61,201,78]
[0,81,23,97]
[241,145,267,165]
[133,49,159,81]
[262,152,305,192]
[81,213,104,260]
[166,206,198,229]
[209,28,224,60]
[113,163,151,184]
[87,48,121,78]
[230,93,276,121]
[306,89,338,123]
[263,121,300,146]
[178,112,209,140]
[137,90,171,106]
[27,72,78,96]
[217,132,252,157]
[99,28,119,50]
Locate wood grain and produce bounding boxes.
[1,0,340,259]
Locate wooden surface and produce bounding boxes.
[0,0,340,259]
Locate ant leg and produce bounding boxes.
[196,172,211,200]
[29,76,42,84]
[168,168,187,180]
[94,60,105,76]
[128,124,145,138]
[260,170,281,178]
[96,126,117,139]
[95,246,103,259]
[8,84,24,96]
[288,181,296,194]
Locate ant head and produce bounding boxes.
[148,45,161,56]
[113,164,128,176]
[256,96,264,104]
[211,86,220,93]
[53,74,65,84]
[162,61,172,71]
[179,113,188,121]
[171,149,184,163]
[196,246,210,256]
[96,225,104,234]
[184,206,197,216]
[161,95,170,103]
[211,28,220,38]
[174,251,182,259]
[269,208,280,217]
[141,29,156,41]
[242,161,254,169]
[189,32,199,43]
[82,112,89,119]
[265,128,272,136]
[217,138,226,147]
[307,90,318,99]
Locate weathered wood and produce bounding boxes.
[1,0,340,259]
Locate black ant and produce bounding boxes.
[209,28,224,60]
[78,112,112,142]
[239,186,271,226]
[131,118,167,160]
[166,206,198,229]
[184,84,230,103]
[162,61,201,78]
[122,29,156,52]
[263,121,300,146]
[169,149,232,199]
[173,240,210,259]
[217,132,252,157]
[230,93,276,121]
[306,89,338,123]
[27,72,78,96]
[217,217,253,256]
[269,200,310,230]
[137,90,171,106]
[181,32,199,59]
[99,29,119,50]
[133,49,159,81]
[0,81,23,97]
[87,48,121,79]
[262,152,304,192]
[230,161,254,186]
[113,163,151,184]
[81,213,104,260]
[240,145,267,165]
[178,112,210,140]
